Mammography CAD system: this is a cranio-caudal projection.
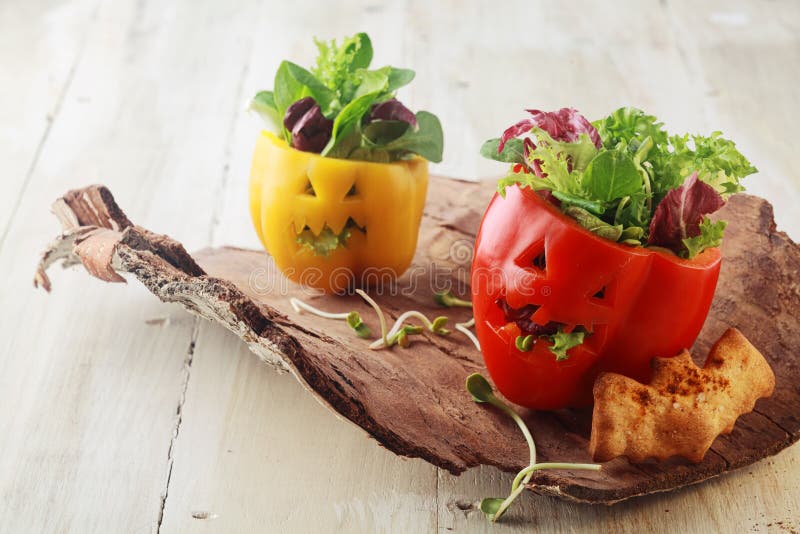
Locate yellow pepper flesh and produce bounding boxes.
[249,132,428,293]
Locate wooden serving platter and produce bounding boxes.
[35,177,800,504]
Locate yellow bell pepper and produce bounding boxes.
[249,131,428,293]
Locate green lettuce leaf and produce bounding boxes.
[296,219,363,256]
[313,33,373,104]
[682,217,727,258]
[592,107,668,150]
[654,132,757,199]
[526,143,584,196]
[549,330,585,361]
[532,128,599,172]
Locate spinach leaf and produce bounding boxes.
[480,138,525,165]
[352,68,389,100]
[581,149,642,202]
[362,120,410,145]
[322,91,382,156]
[249,91,281,130]
[378,111,443,162]
[551,191,606,215]
[283,61,337,115]
[386,67,415,92]
[254,33,442,164]
[563,206,623,241]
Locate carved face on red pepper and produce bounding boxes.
[471,186,722,409]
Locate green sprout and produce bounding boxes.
[515,334,534,352]
[393,324,424,348]
[345,311,371,339]
[465,373,601,522]
[433,290,472,308]
[367,309,452,350]
[290,297,371,339]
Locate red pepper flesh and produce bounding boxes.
[471,185,722,409]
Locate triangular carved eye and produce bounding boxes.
[514,239,546,273]
[532,251,546,270]
[303,180,316,196]
[593,286,606,300]
[346,184,357,197]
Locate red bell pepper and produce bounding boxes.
[471,185,722,409]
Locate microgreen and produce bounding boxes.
[433,290,472,308]
[346,311,371,339]
[368,310,451,350]
[465,373,601,522]
[290,297,371,338]
[356,289,389,347]
[514,328,586,361]
[250,33,443,163]
[465,373,495,403]
[515,334,534,352]
[291,291,479,350]
[394,324,424,348]
[484,106,755,257]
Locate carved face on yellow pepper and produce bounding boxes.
[249,132,428,293]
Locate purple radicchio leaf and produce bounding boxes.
[647,172,725,253]
[283,96,333,153]
[498,107,602,153]
[369,98,418,128]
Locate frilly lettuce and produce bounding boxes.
[483,106,756,257]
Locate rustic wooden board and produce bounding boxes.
[35,176,800,504]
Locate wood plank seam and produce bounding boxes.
[207,35,254,247]
[0,0,100,255]
[155,33,255,526]
[156,317,201,533]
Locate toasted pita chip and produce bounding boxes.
[589,328,775,463]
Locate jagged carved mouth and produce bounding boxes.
[295,217,367,256]
[496,298,593,353]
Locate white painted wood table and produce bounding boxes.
[2,0,799,532]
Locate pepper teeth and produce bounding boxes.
[305,212,326,236]
[292,215,307,235]
[325,211,350,235]
[348,210,367,231]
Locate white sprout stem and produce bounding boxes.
[455,318,480,351]
[388,311,434,335]
[355,290,389,349]
[290,297,350,320]
[510,462,601,492]
[489,400,536,522]
[368,310,438,349]
[493,462,601,520]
